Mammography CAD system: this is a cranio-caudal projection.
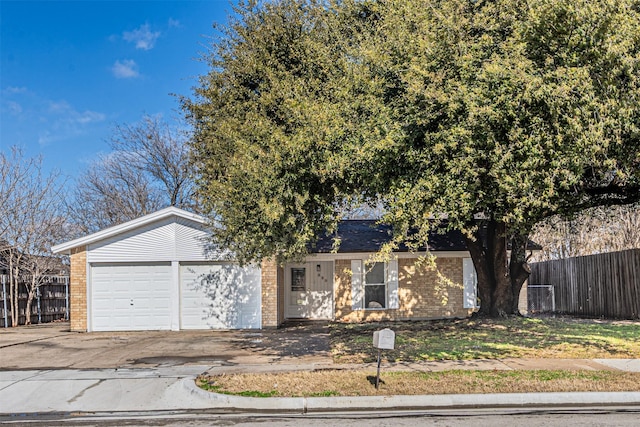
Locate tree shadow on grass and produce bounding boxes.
[235,320,332,360]
[329,316,640,363]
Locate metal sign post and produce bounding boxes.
[372,328,395,389]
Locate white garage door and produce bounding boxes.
[180,263,261,329]
[91,263,172,331]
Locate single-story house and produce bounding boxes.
[52,207,527,332]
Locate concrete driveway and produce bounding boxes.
[0,322,332,370]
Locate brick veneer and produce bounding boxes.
[261,259,280,328]
[69,246,87,331]
[277,265,284,325]
[334,257,473,322]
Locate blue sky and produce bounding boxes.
[1,0,234,179]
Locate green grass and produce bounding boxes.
[329,316,640,363]
[236,390,278,397]
[308,390,340,397]
[399,369,615,383]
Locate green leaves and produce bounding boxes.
[184,0,640,267]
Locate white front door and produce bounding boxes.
[285,261,333,319]
[90,263,172,331]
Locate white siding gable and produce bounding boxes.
[88,216,211,263]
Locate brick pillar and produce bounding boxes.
[69,246,87,332]
[261,259,279,328]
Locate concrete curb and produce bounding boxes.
[182,378,640,413]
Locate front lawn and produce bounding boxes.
[197,316,640,397]
[197,369,640,397]
[329,316,640,363]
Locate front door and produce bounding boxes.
[285,261,333,319]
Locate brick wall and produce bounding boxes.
[261,259,279,328]
[334,257,473,322]
[277,265,284,325]
[69,246,87,331]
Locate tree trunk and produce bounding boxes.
[487,221,512,317]
[464,231,493,315]
[25,291,34,326]
[509,232,532,314]
[9,262,18,327]
[464,219,526,317]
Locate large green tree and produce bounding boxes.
[184,0,640,316]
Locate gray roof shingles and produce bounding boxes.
[310,220,541,253]
[310,220,468,253]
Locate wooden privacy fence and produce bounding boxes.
[1,275,69,327]
[529,249,640,319]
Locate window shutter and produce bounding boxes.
[351,260,363,310]
[387,259,399,309]
[463,258,478,308]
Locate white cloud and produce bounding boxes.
[1,86,107,148]
[36,100,106,145]
[123,23,160,50]
[46,100,105,124]
[47,100,71,113]
[112,59,139,79]
[1,87,29,114]
[75,110,106,124]
[5,100,23,115]
[38,130,54,146]
[5,86,28,95]
[168,18,181,28]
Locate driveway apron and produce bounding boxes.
[0,321,332,370]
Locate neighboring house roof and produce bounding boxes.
[1,239,69,276]
[311,220,468,253]
[51,206,206,255]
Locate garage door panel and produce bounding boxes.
[91,263,171,331]
[180,264,261,329]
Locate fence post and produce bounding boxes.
[2,275,7,328]
[37,286,41,324]
[65,276,69,321]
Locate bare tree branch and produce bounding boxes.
[66,115,197,235]
[1,147,67,326]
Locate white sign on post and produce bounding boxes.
[373,328,395,350]
[373,328,395,389]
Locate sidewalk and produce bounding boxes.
[1,359,639,415]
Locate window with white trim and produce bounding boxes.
[351,258,399,311]
[364,262,386,309]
